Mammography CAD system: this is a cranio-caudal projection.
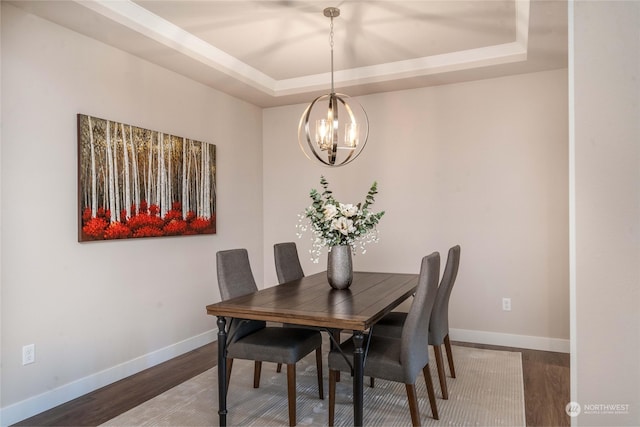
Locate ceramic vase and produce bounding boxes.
[327,245,353,290]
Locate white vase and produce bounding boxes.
[327,245,353,290]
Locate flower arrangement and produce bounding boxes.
[297,176,385,263]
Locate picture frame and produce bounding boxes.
[77,114,216,241]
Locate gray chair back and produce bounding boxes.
[274,242,304,284]
[216,249,265,342]
[400,252,440,380]
[429,245,461,345]
[217,249,258,300]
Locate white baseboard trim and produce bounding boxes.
[450,328,570,353]
[0,329,218,427]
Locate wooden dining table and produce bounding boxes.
[206,270,419,426]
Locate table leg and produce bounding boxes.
[352,330,365,426]
[217,317,228,426]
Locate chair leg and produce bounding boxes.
[433,345,449,399]
[444,334,456,378]
[315,347,324,399]
[253,361,262,388]
[328,369,337,426]
[422,364,439,420]
[331,329,341,346]
[277,363,282,373]
[225,358,234,397]
[370,377,375,388]
[286,364,297,427]
[331,330,341,383]
[405,383,421,426]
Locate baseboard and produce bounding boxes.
[0,329,217,427]
[450,328,570,353]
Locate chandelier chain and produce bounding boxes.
[329,16,334,49]
[329,16,334,93]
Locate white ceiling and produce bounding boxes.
[9,0,568,107]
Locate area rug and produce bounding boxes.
[102,345,524,426]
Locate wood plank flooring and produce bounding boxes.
[457,342,570,426]
[13,341,569,426]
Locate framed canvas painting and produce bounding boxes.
[77,114,216,241]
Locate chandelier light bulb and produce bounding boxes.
[315,119,331,151]
[344,122,359,148]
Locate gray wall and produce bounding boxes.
[572,1,640,425]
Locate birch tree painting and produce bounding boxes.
[78,114,216,241]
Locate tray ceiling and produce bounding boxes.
[9,0,568,107]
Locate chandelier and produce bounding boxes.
[298,7,369,167]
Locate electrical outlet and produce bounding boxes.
[22,344,35,365]
[502,298,512,312]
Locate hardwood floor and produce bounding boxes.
[455,341,571,426]
[13,341,569,426]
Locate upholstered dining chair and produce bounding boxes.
[327,252,441,426]
[216,248,324,426]
[374,245,461,400]
[274,242,305,284]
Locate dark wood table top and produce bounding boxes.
[206,271,418,331]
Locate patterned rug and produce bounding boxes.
[102,344,524,426]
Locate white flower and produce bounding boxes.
[297,177,385,263]
[323,204,338,220]
[331,217,355,236]
[338,203,359,218]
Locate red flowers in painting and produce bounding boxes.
[81,200,215,241]
[104,222,132,239]
[133,226,165,238]
[189,217,211,232]
[127,212,164,231]
[163,219,188,235]
[82,217,108,239]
